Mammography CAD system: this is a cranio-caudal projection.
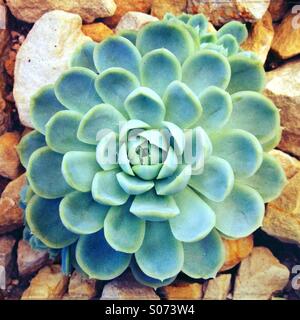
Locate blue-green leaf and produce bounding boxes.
[70,41,97,73]
[116,172,154,195]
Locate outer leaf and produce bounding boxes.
[76,230,131,280]
[182,230,225,279]
[135,221,184,281]
[55,67,102,113]
[217,21,248,44]
[26,195,78,249]
[27,147,73,199]
[216,34,239,56]
[207,184,265,238]
[70,41,97,73]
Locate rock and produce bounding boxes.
[4,49,16,78]
[13,10,91,128]
[187,0,270,26]
[22,265,68,300]
[268,0,288,22]
[102,0,153,28]
[151,0,187,19]
[0,132,21,179]
[241,11,274,64]
[269,150,300,179]
[263,172,300,245]
[160,282,202,300]
[271,11,300,59]
[82,22,113,42]
[100,272,160,300]
[6,0,116,23]
[233,247,289,300]
[116,12,159,33]
[0,4,7,29]
[17,240,49,277]
[66,271,96,300]
[221,235,254,271]
[0,235,16,287]
[203,274,232,300]
[264,60,300,157]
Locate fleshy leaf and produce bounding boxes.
[76,230,131,280]
[188,14,208,34]
[118,30,137,45]
[207,184,265,238]
[163,121,186,156]
[170,187,215,242]
[182,230,225,279]
[92,169,129,206]
[132,164,162,181]
[94,36,141,77]
[189,156,234,202]
[45,110,94,154]
[27,147,73,199]
[62,151,100,192]
[211,129,263,178]
[17,130,46,168]
[104,201,146,253]
[77,104,126,145]
[135,221,184,281]
[136,21,195,64]
[95,67,139,117]
[26,195,78,249]
[226,91,280,144]
[216,34,239,56]
[96,131,119,171]
[182,50,231,95]
[239,153,287,203]
[125,87,165,127]
[131,257,176,289]
[262,128,282,152]
[116,172,154,195]
[70,41,97,73]
[55,67,102,113]
[157,147,178,180]
[118,143,135,176]
[164,81,202,128]
[198,86,232,132]
[60,191,109,234]
[140,49,182,96]
[217,21,248,44]
[227,56,265,94]
[155,165,192,195]
[130,189,179,221]
[30,85,65,134]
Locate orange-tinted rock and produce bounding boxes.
[102,0,153,28]
[66,271,97,300]
[203,274,231,300]
[82,22,114,42]
[151,0,187,19]
[160,281,203,300]
[221,235,254,271]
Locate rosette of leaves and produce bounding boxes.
[17,13,286,287]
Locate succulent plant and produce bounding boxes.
[18,13,286,287]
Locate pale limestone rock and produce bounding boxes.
[233,247,289,300]
[203,274,232,300]
[103,0,153,28]
[6,0,116,23]
[101,273,160,300]
[22,265,69,300]
[187,0,270,26]
[151,0,187,19]
[263,172,300,245]
[221,235,254,271]
[66,271,96,300]
[160,281,203,300]
[0,235,16,286]
[13,10,91,128]
[264,59,300,157]
[17,240,49,277]
[0,174,26,235]
[82,22,113,42]
[0,132,21,179]
[116,12,158,33]
[241,11,274,64]
[269,150,300,180]
[271,11,300,59]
